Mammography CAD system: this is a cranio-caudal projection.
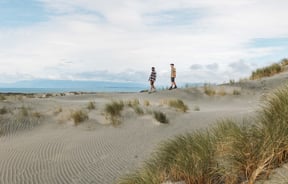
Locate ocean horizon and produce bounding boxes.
[0,86,147,93]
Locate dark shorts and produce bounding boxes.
[171,77,175,82]
[150,80,155,85]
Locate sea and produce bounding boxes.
[0,86,148,93]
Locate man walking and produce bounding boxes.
[169,63,177,90]
[148,67,157,92]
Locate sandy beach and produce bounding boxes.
[1,72,287,184]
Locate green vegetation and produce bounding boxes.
[104,101,124,126]
[217,87,227,96]
[153,111,169,124]
[118,84,288,184]
[0,107,8,115]
[71,110,89,125]
[168,99,189,112]
[193,105,200,111]
[87,101,96,110]
[0,95,6,101]
[250,58,288,80]
[204,84,216,96]
[233,89,241,95]
[144,100,150,106]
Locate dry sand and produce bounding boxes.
[0,73,287,184]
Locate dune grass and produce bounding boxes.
[104,101,124,126]
[118,84,288,184]
[153,111,169,124]
[204,84,216,96]
[71,110,89,125]
[168,99,189,112]
[87,101,96,110]
[0,107,8,115]
[249,59,288,80]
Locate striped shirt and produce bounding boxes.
[149,71,156,81]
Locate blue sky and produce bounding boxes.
[0,0,288,86]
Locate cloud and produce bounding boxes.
[190,64,203,70]
[1,0,288,85]
[229,61,252,73]
[206,63,219,70]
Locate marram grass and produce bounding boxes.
[118,84,288,184]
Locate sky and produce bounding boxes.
[0,0,288,86]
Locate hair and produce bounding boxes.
[170,63,174,66]
[152,67,155,70]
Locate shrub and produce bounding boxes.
[104,101,124,126]
[87,101,96,110]
[71,110,88,125]
[153,111,169,124]
[168,99,189,112]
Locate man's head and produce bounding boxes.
[152,67,155,71]
[170,63,174,67]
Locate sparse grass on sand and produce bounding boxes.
[204,84,216,96]
[250,58,288,80]
[87,101,96,110]
[118,84,288,184]
[168,99,189,112]
[0,107,8,115]
[153,111,169,124]
[104,101,124,126]
[71,110,89,126]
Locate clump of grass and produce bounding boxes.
[0,107,8,114]
[133,106,144,115]
[250,63,282,80]
[20,106,29,117]
[144,100,150,106]
[32,111,42,119]
[71,110,88,125]
[127,99,140,107]
[168,99,189,112]
[104,101,124,126]
[0,95,6,101]
[217,87,227,96]
[87,101,96,110]
[54,107,63,115]
[204,84,216,96]
[233,89,241,95]
[153,111,169,124]
[193,105,200,111]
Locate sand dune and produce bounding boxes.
[1,72,287,184]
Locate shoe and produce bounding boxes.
[169,87,172,90]
[174,86,177,89]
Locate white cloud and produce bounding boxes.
[1,0,288,84]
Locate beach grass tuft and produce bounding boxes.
[168,99,188,112]
[104,101,124,126]
[153,111,169,124]
[71,110,89,125]
[87,101,96,110]
[204,84,216,96]
[0,107,8,115]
